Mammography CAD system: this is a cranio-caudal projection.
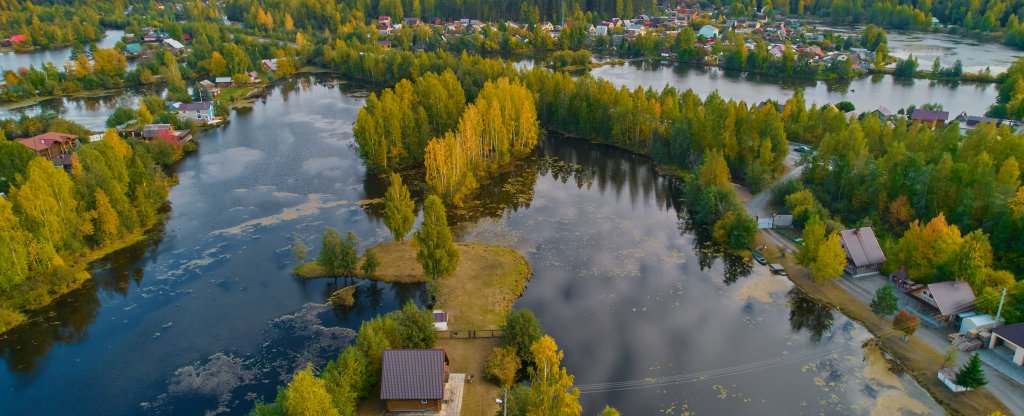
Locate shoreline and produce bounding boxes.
[757,229,1011,415]
[0,220,160,334]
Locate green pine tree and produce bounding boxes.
[954,353,988,389]
[870,283,899,316]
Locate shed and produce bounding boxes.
[959,314,996,333]
[989,323,1024,366]
[432,310,448,331]
[381,349,450,412]
[938,368,969,392]
[839,227,885,276]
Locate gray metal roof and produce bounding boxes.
[380,349,447,400]
[839,227,885,267]
[993,323,1024,347]
[926,281,975,316]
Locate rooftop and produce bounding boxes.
[926,280,976,316]
[15,132,78,151]
[993,323,1024,347]
[839,227,885,267]
[910,108,949,122]
[381,349,448,401]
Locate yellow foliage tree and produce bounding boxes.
[282,364,339,416]
[698,149,732,188]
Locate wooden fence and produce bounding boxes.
[437,329,503,339]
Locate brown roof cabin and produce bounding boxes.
[910,108,949,129]
[15,132,80,169]
[909,280,975,325]
[839,227,885,276]
[381,349,449,413]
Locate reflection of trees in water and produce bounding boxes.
[0,284,101,374]
[326,280,427,324]
[0,225,165,373]
[722,252,753,286]
[824,77,854,93]
[541,134,678,212]
[787,288,835,344]
[675,190,753,286]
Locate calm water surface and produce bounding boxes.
[816,24,1024,73]
[592,60,998,115]
[0,77,425,415]
[0,30,130,71]
[0,76,944,415]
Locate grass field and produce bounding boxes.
[351,241,529,416]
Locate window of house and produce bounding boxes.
[420,400,429,404]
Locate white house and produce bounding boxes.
[176,101,214,122]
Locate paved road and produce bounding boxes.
[745,144,1024,415]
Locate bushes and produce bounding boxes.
[546,50,592,70]
[502,309,543,363]
[485,346,521,389]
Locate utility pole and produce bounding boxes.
[561,0,566,27]
[995,287,1008,324]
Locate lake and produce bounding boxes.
[591,60,999,116]
[0,30,130,72]
[0,76,944,415]
[814,24,1024,74]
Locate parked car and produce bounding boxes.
[752,251,767,265]
[794,145,810,152]
[769,263,787,276]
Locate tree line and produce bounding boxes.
[771,89,1024,321]
[0,125,178,333]
[424,77,539,205]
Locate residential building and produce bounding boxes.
[380,349,450,412]
[989,323,1024,367]
[953,112,1000,135]
[260,59,278,72]
[162,38,186,54]
[123,43,143,57]
[142,124,192,144]
[909,280,975,324]
[699,25,719,39]
[15,132,80,169]
[872,107,893,121]
[214,77,232,87]
[176,102,215,122]
[839,227,885,276]
[910,108,949,128]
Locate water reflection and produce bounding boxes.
[787,288,836,344]
[592,59,998,115]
